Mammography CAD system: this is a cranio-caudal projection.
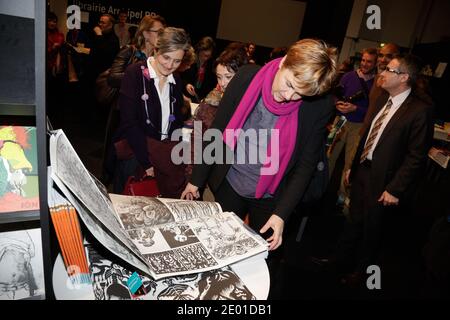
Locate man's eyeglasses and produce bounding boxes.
[385,67,405,75]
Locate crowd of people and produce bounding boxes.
[46,9,447,297]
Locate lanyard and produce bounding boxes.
[141,66,176,137]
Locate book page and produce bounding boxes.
[154,198,223,221]
[109,194,268,279]
[109,194,223,254]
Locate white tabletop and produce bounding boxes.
[52,254,95,300]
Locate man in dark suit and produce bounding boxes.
[335,54,434,285]
[361,43,400,134]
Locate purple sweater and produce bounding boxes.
[337,71,374,123]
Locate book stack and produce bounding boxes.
[49,188,90,285]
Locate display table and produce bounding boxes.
[52,252,270,300]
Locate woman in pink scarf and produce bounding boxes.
[182,39,338,252]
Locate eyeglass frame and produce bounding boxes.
[384,67,405,75]
[148,28,163,33]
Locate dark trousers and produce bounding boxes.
[335,160,387,272]
[214,178,277,234]
[213,178,284,295]
[214,179,282,262]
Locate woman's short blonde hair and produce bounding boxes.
[283,39,338,96]
[155,27,191,55]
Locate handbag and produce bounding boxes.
[123,176,161,197]
[95,69,119,106]
[115,137,187,198]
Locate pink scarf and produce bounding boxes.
[223,58,302,198]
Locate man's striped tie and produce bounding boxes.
[360,99,393,163]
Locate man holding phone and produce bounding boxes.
[328,48,378,212]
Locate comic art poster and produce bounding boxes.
[0,126,39,213]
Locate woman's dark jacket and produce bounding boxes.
[191,64,334,221]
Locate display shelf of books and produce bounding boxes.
[0,1,53,300]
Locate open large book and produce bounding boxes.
[48,130,268,280]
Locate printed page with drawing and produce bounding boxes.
[109,194,268,280]
[49,130,268,280]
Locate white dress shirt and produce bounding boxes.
[365,88,411,160]
[147,57,176,140]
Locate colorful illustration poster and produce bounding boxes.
[0,126,40,213]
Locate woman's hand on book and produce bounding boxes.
[181,182,200,200]
[260,214,284,251]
